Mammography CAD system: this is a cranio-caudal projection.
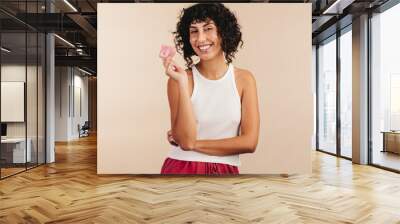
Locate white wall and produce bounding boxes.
[55,67,69,141]
[55,67,89,141]
[72,72,89,138]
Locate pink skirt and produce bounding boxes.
[160,157,239,175]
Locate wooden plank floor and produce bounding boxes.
[1,134,400,224]
[0,167,26,178]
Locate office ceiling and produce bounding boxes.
[0,0,393,75]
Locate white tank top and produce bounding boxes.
[168,63,242,166]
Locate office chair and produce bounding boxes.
[79,121,90,138]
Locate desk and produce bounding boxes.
[1,138,31,163]
[382,131,400,154]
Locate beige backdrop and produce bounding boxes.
[97,3,312,174]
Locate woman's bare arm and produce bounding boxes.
[167,71,197,150]
[192,70,260,156]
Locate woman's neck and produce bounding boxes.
[197,54,228,80]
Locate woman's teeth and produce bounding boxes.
[199,44,212,52]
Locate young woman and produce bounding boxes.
[160,3,260,175]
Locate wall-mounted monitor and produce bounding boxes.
[1,82,25,122]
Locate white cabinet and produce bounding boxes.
[1,138,32,163]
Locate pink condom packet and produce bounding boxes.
[159,45,177,71]
[159,45,176,59]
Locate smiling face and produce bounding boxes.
[189,19,223,62]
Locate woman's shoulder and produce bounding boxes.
[233,66,256,85]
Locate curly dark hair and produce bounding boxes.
[173,3,243,68]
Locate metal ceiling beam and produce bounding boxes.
[0,8,38,31]
[322,0,355,14]
[312,15,335,33]
[312,14,352,44]
[67,13,97,44]
[12,13,82,32]
[85,0,97,11]
[55,55,96,69]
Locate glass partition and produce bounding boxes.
[27,31,38,169]
[371,3,400,171]
[0,1,46,179]
[339,28,352,158]
[38,32,45,165]
[317,35,337,154]
[0,31,28,177]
